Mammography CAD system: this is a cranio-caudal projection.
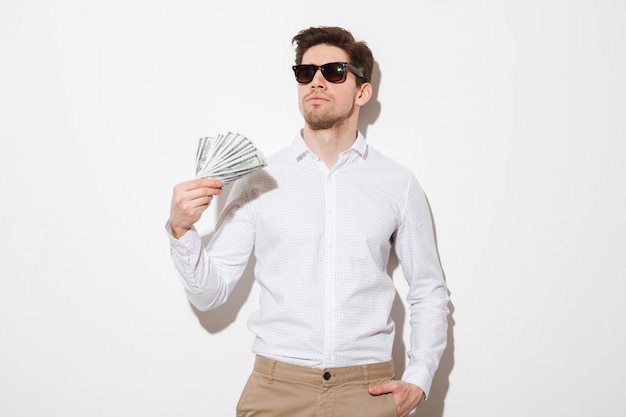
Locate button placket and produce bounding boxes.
[322,171,337,366]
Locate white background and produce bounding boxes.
[1,1,625,416]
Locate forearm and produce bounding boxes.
[166,221,232,310]
[402,282,449,397]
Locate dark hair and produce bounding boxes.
[292,26,373,85]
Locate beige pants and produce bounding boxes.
[236,355,398,417]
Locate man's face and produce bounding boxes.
[297,44,363,131]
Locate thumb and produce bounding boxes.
[368,381,393,396]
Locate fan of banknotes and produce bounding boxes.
[194,131,267,184]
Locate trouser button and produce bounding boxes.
[323,371,331,380]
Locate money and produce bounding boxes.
[195,132,267,184]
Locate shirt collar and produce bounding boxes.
[292,130,368,162]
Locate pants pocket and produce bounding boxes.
[236,373,259,417]
[383,391,399,417]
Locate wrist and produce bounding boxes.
[171,225,190,239]
[167,219,191,240]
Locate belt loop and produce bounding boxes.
[361,365,369,388]
[268,360,276,384]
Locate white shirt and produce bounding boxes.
[167,132,449,395]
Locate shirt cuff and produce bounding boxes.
[401,365,433,399]
[165,220,201,249]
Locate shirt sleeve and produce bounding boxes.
[165,179,256,311]
[394,175,450,397]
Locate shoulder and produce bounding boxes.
[266,145,296,166]
[365,144,418,182]
[232,145,293,197]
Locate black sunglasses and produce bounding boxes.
[292,62,366,84]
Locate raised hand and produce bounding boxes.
[169,178,222,239]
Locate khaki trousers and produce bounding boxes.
[236,355,398,417]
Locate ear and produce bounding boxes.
[355,82,373,107]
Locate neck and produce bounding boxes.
[302,123,358,168]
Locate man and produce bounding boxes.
[167,26,449,417]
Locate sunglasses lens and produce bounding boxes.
[321,63,345,82]
[294,65,316,83]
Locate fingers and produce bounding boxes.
[173,179,223,206]
[368,381,424,417]
[368,381,394,395]
[174,178,223,195]
[169,178,224,238]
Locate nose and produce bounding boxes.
[309,68,327,89]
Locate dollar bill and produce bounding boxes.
[195,132,267,184]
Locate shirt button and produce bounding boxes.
[323,371,331,381]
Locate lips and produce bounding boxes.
[306,94,329,104]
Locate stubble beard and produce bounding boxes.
[303,102,356,131]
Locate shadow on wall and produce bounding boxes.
[190,59,455,416]
[358,60,382,138]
